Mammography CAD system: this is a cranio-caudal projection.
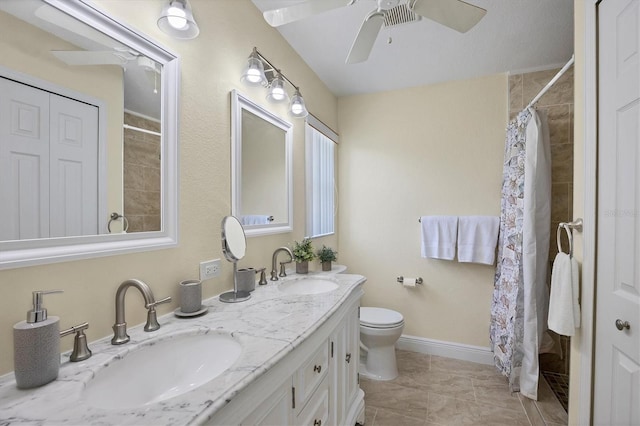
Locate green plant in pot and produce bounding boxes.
[292,237,315,274]
[317,245,337,272]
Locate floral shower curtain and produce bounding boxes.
[491,108,551,401]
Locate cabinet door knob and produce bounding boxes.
[314,420,322,426]
[345,353,352,363]
[313,364,322,373]
[615,319,631,331]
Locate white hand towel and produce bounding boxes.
[456,216,500,265]
[240,215,270,226]
[548,252,581,336]
[420,216,458,260]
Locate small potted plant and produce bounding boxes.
[317,245,337,271]
[292,237,315,274]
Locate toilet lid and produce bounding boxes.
[360,307,404,328]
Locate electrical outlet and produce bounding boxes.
[200,259,221,280]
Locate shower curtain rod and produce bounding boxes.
[526,54,575,109]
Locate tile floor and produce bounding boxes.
[361,350,568,426]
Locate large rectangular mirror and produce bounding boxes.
[0,0,179,269]
[231,90,292,236]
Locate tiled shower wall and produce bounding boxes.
[508,67,574,376]
[123,112,161,233]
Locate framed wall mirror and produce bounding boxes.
[231,90,292,236]
[0,0,179,269]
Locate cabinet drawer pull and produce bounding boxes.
[345,353,352,364]
[314,420,322,426]
[313,364,322,373]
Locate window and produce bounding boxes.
[305,115,338,238]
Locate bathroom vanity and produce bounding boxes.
[0,271,365,425]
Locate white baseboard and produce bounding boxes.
[396,334,494,365]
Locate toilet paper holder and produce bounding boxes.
[397,276,423,285]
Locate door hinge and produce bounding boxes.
[292,386,295,409]
[331,341,334,358]
[357,372,360,384]
[358,306,360,318]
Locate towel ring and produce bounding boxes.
[557,223,573,257]
[557,218,583,258]
[107,212,129,233]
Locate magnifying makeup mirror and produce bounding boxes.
[219,216,251,303]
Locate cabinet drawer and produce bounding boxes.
[296,376,329,426]
[294,340,329,412]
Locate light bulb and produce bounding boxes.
[167,5,187,29]
[291,102,303,115]
[271,87,285,101]
[245,68,263,84]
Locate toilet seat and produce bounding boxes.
[360,307,404,329]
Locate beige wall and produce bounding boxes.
[337,74,508,347]
[0,0,338,375]
[568,1,585,423]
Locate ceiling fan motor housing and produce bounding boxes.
[378,0,401,10]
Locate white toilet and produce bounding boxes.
[359,307,404,381]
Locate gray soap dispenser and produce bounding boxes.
[13,290,63,389]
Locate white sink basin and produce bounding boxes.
[83,333,241,409]
[279,278,339,295]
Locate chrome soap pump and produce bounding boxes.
[13,290,63,389]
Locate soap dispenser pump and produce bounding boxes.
[13,290,63,389]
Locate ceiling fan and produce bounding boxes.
[30,2,155,70]
[263,0,487,64]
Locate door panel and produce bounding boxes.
[594,1,640,424]
[0,77,50,240]
[49,94,98,237]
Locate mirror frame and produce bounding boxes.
[231,90,293,237]
[0,0,180,270]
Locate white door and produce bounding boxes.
[0,77,99,240]
[0,77,50,240]
[594,1,640,425]
[49,93,99,237]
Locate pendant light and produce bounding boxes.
[290,88,308,118]
[266,71,289,103]
[241,48,267,86]
[157,0,200,40]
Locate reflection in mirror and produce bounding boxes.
[220,216,251,303]
[231,90,293,237]
[0,0,179,269]
[0,0,161,239]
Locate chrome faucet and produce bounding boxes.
[270,247,293,281]
[111,279,171,345]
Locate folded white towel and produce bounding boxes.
[240,215,270,226]
[548,252,581,336]
[456,216,500,265]
[420,216,458,260]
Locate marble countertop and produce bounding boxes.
[0,267,365,425]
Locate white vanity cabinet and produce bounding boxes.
[330,306,360,426]
[209,289,364,426]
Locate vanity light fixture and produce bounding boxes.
[290,88,308,118]
[241,48,267,86]
[241,47,309,118]
[157,0,200,39]
[266,70,289,103]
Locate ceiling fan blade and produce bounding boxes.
[346,11,385,64]
[51,51,126,66]
[412,0,486,33]
[35,4,121,49]
[264,0,352,27]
